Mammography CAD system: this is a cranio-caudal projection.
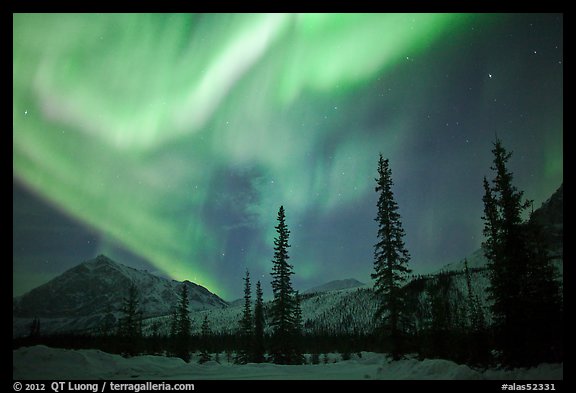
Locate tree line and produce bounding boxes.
[16,138,562,369]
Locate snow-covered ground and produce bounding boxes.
[13,345,562,380]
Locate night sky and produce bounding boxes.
[13,13,563,301]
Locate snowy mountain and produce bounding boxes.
[13,255,227,337]
[303,278,366,295]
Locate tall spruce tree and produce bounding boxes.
[269,205,303,364]
[173,283,192,362]
[253,280,266,363]
[482,138,562,366]
[371,154,412,360]
[199,315,212,364]
[236,269,253,364]
[117,282,142,356]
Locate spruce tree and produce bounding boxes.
[253,280,266,363]
[173,283,191,362]
[269,205,302,364]
[236,269,253,364]
[482,138,562,366]
[117,282,142,356]
[371,154,412,360]
[199,315,212,364]
[178,284,192,337]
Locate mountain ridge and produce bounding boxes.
[13,254,227,337]
[302,278,366,295]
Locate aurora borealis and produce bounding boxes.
[13,13,563,300]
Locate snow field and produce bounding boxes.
[13,345,562,380]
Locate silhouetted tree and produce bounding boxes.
[482,138,562,367]
[172,283,191,362]
[371,154,412,360]
[269,205,303,364]
[199,315,212,364]
[236,269,253,364]
[117,282,142,356]
[253,280,266,363]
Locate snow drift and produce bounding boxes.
[13,345,562,380]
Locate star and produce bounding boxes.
[488,74,492,79]
[24,110,28,115]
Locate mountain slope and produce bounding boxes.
[529,183,563,258]
[13,255,227,337]
[303,278,366,295]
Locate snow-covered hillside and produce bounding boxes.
[139,286,379,337]
[13,255,227,337]
[13,345,562,380]
[434,248,489,273]
[302,278,366,295]
[145,267,490,338]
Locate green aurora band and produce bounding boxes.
[14,13,561,298]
